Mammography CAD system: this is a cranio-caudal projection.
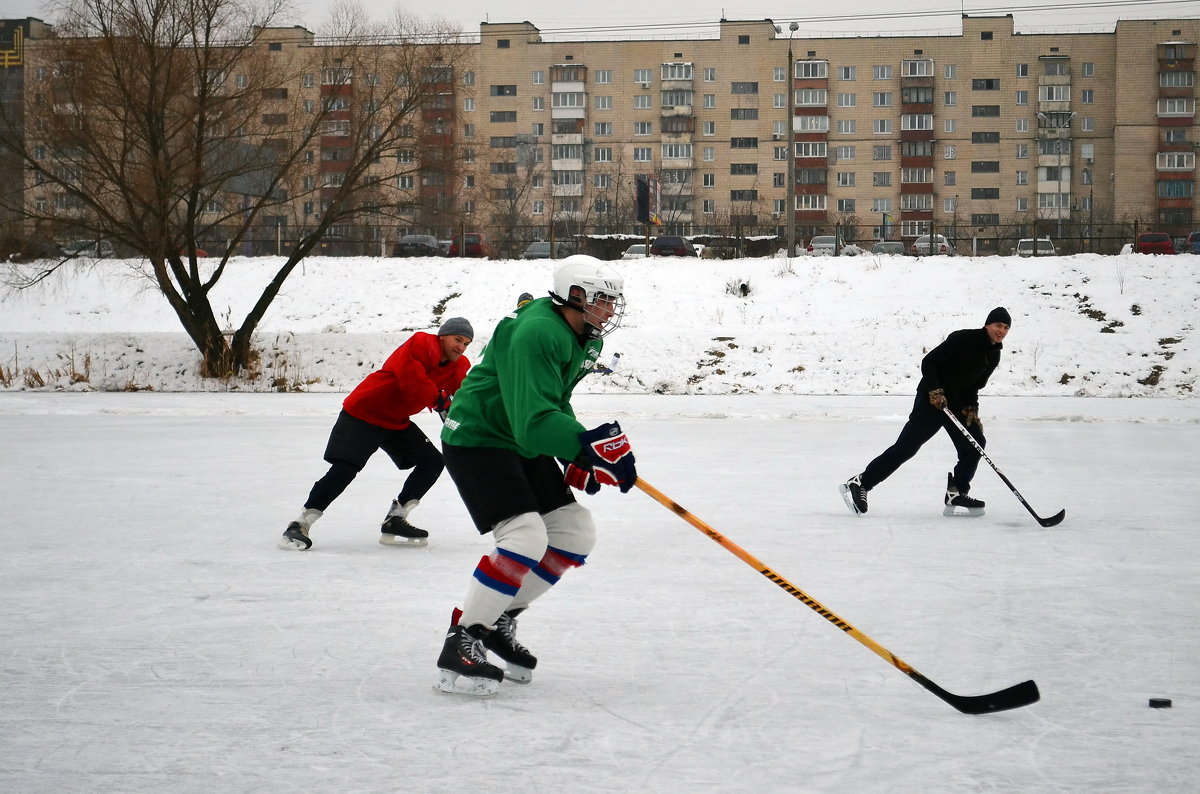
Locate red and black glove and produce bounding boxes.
[434,391,452,422]
[564,421,637,494]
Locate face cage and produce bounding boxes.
[581,291,626,338]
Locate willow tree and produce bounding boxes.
[0,0,468,376]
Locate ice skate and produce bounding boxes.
[483,608,537,684]
[435,622,504,697]
[840,474,868,516]
[943,473,985,517]
[380,499,429,547]
[279,508,322,550]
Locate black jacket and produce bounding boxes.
[917,327,1002,410]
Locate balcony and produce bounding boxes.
[551,183,584,197]
[551,133,583,145]
[551,158,584,171]
[661,105,694,118]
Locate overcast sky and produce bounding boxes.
[7,0,1200,39]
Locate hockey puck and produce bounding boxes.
[1148,698,1172,709]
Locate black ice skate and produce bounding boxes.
[483,608,537,684]
[380,499,429,547]
[435,622,505,697]
[943,473,985,517]
[840,474,869,516]
[279,508,322,550]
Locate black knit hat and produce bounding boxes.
[438,317,474,340]
[985,307,1012,327]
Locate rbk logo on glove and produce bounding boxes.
[566,421,637,494]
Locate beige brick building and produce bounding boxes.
[4,13,1198,255]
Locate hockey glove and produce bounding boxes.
[562,459,602,495]
[574,421,637,493]
[928,388,947,410]
[961,405,982,430]
[434,391,452,422]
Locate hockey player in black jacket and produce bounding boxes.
[842,307,1011,517]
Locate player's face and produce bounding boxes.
[985,322,1009,344]
[439,334,471,362]
[584,293,618,328]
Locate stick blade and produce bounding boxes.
[1038,509,1066,528]
[913,674,1041,714]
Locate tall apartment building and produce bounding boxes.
[4,13,1198,254]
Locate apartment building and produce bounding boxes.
[4,13,1198,254]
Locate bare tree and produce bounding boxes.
[0,0,467,376]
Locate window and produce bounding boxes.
[972,131,1000,143]
[944,145,956,159]
[490,84,517,96]
[1081,89,1094,104]
[774,66,786,82]
[901,168,932,183]
[872,172,891,186]
[1016,63,1028,77]
[774,93,786,109]
[1082,62,1095,77]
[731,137,760,149]
[838,93,857,107]
[703,199,716,214]
[837,198,856,212]
[774,146,788,160]
[553,93,585,108]
[663,89,692,107]
[703,173,716,187]
[662,143,693,159]
[634,95,652,109]
[1044,60,1068,76]
[595,95,612,110]
[796,169,827,185]
[1016,118,1030,132]
[662,62,693,80]
[1158,98,1195,116]
[944,91,957,106]
[873,92,893,107]
[773,121,786,136]
[1081,117,1095,131]
[838,119,856,134]
[797,194,827,210]
[902,114,933,130]
[901,86,931,104]
[731,189,758,201]
[971,188,1000,199]
[704,67,716,82]
[532,70,545,85]
[944,119,957,132]
[703,147,716,161]
[971,214,1000,226]
[836,145,856,161]
[1156,152,1195,170]
[703,94,716,109]
[795,141,827,158]
[1016,170,1029,185]
[837,172,856,187]
[497,39,510,48]
[634,68,652,83]
[594,147,613,162]
[731,163,758,175]
[873,119,893,134]
[797,61,828,78]
[943,198,956,213]
[464,98,476,111]
[594,121,612,135]
[839,66,856,80]
[633,147,652,162]
[902,59,934,77]
[944,64,957,79]
[902,194,932,210]
[731,108,759,120]
[944,171,956,185]
[796,115,829,132]
[873,65,893,80]
[1157,180,1194,197]
[634,121,653,135]
[738,35,750,44]
[872,198,891,212]
[731,82,759,94]
[1160,71,1195,87]
[872,145,892,160]
[972,161,1000,173]
[902,141,933,157]
[532,200,544,215]
[491,111,517,122]
[972,78,1000,90]
[796,89,827,106]
[1016,197,1029,211]
[595,70,612,84]
[703,120,716,136]
[972,105,1001,117]
[463,123,475,138]
[1015,90,1028,105]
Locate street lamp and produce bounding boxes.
[777,21,799,258]
[1036,110,1078,239]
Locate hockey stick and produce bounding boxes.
[941,407,1066,528]
[634,477,1040,715]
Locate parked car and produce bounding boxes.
[449,232,490,258]
[437,239,453,256]
[1179,231,1200,254]
[59,239,114,258]
[520,241,574,259]
[911,234,957,256]
[806,235,841,255]
[393,234,442,257]
[1134,232,1175,255]
[621,243,649,260]
[871,241,906,255]
[648,236,697,256]
[1014,238,1058,257]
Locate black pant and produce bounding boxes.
[861,394,985,493]
[304,410,443,511]
[441,443,575,534]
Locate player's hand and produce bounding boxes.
[576,421,637,493]
[928,388,947,410]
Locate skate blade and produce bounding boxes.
[504,665,534,684]
[942,505,985,517]
[434,669,500,697]
[379,534,428,547]
[839,484,863,516]
[278,537,311,550]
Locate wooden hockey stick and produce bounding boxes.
[635,477,1040,714]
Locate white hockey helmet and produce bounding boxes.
[550,255,625,338]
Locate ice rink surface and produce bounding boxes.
[2,393,1198,793]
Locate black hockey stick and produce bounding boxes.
[635,477,1040,715]
[941,407,1066,528]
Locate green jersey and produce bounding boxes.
[441,297,603,461]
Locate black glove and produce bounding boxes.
[434,391,452,422]
[565,421,637,494]
[961,405,981,429]
[928,388,947,410]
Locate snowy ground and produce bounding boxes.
[2,392,1198,793]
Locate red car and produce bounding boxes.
[1134,232,1175,255]
[449,232,491,258]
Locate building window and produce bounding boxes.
[838,119,856,134]
[1081,117,1095,131]
[971,105,1001,117]
[731,108,759,120]
[1016,63,1028,77]
[795,141,826,157]
[731,163,758,175]
[1160,71,1195,88]
[944,64,957,79]
[902,114,933,130]
[944,171,956,185]
[872,145,892,160]
[731,82,759,94]
[971,161,1001,173]
[873,119,893,134]
[944,145,956,159]
[594,121,612,135]
[796,88,827,106]
[872,198,891,212]
[704,67,716,82]
[1158,98,1195,116]
[1082,63,1095,77]
[944,119,957,132]
[703,173,716,187]
[703,147,716,161]
[532,70,544,84]
[837,172,855,187]
[839,66,856,80]
[971,213,1000,226]
[490,85,517,96]
[464,98,475,111]
[731,137,760,149]
[774,66,786,82]
[1016,170,1028,185]
[836,145,856,160]
[1015,90,1028,105]
[797,61,828,79]
[872,172,891,186]
[594,147,613,162]
[838,93,857,107]
[837,198,856,212]
[873,92,893,107]
[774,146,788,160]
[972,78,1000,90]
[634,121,653,135]
[663,143,693,159]
[1156,152,1195,170]
[633,147,652,162]
[796,116,829,132]
[797,194,827,210]
[774,93,786,108]
[634,95,652,109]
[703,94,716,109]
[634,68,652,83]
[595,95,612,110]
[872,65,893,80]
[1016,197,1029,211]
[703,120,716,136]
[1081,89,1094,104]
[944,91,957,106]
[971,188,1000,200]
[731,189,759,201]
[594,70,612,84]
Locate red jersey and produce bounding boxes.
[342,332,470,430]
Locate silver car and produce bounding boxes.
[911,234,956,256]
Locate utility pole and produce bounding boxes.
[779,22,799,259]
